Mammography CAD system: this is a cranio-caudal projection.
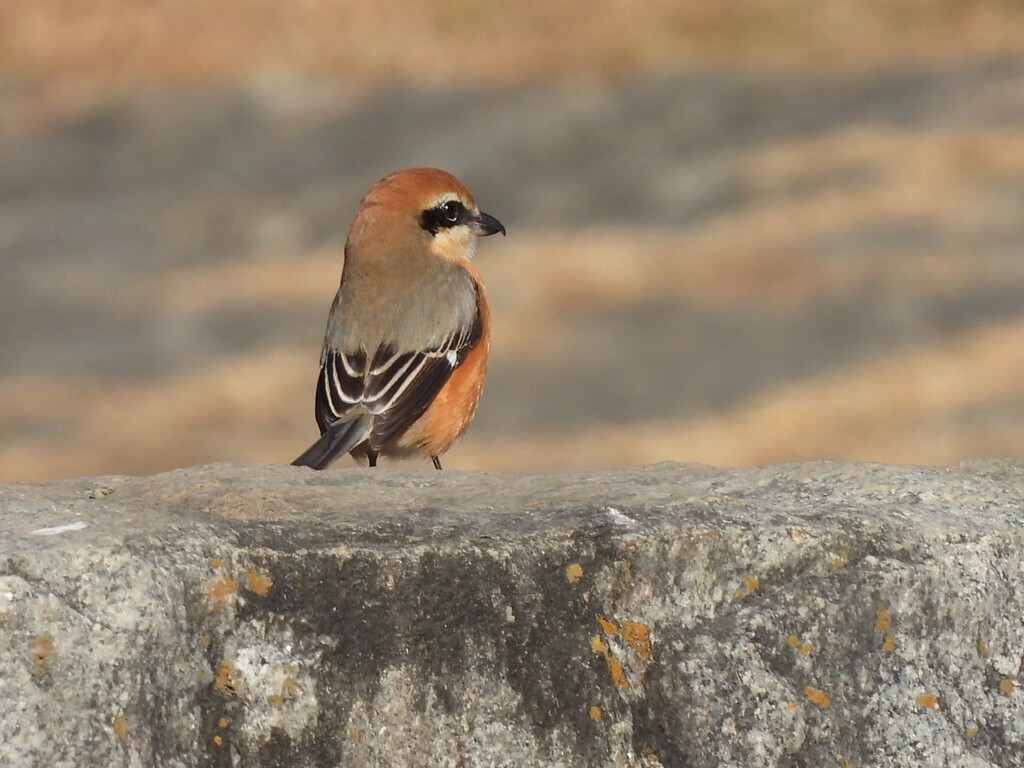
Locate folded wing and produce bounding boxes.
[314,306,483,453]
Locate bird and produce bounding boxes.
[291,167,505,470]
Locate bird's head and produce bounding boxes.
[348,168,505,265]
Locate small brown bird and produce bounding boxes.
[292,168,505,470]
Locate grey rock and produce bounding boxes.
[2,460,1024,767]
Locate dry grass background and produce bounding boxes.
[2,1,1024,481]
[3,0,1024,127]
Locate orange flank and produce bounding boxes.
[417,267,490,457]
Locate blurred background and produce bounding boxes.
[2,1,1024,481]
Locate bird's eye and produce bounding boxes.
[440,200,461,223]
[419,199,467,234]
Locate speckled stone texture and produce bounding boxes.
[2,461,1024,767]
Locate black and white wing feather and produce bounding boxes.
[317,315,482,446]
[293,309,482,468]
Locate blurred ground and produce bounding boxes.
[2,2,1024,480]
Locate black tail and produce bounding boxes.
[291,418,371,470]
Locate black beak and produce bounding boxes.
[474,211,506,237]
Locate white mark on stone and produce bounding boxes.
[32,520,88,536]
[604,507,636,526]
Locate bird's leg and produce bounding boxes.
[432,456,443,470]
[367,452,379,468]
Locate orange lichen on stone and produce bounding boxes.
[213,661,239,695]
[916,692,941,712]
[209,558,228,568]
[785,634,812,655]
[218,717,229,729]
[830,550,850,570]
[804,686,831,708]
[591,616,651,687]
[785,701,796,711]
[883,634,896,653]
[620,621,653,661]
[874,603,892,631]
[268,674,298,701]
[606,654,629,691]
[595,616,653,661]
[113,715,128,740]
[735,573,759,599]
[244,569,273,597]
[31,634,54,677]
[978,638,990,657]
[1001,679,1015,696]
[966,728,977,738]
[206,577,239,608]
[590,634,630,691]
[213,735,224,747]
[589,705,602,722]
[201,635,212,648]
[566,563,583,583]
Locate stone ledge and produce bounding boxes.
[2,461,1024,767]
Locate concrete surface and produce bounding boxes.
[3,461,1024,766]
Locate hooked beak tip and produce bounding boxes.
[475,211,506,237]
